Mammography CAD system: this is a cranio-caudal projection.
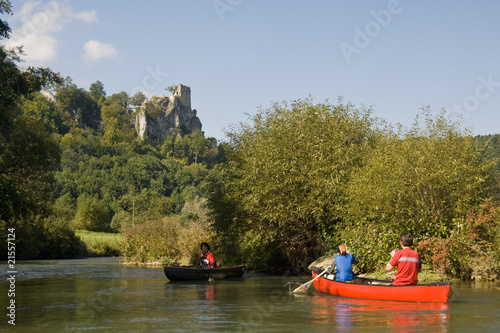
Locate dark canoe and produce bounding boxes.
[164,265,245,281]
[311,268,451,303]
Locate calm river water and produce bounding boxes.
[1,257,499,332]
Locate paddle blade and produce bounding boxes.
[292,283,311,293]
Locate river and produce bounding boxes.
[1,257,499,332]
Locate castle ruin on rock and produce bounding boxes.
[135,84,202,142]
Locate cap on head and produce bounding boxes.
[338,245,347,255]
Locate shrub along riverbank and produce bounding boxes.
[120,197,214,266]
[202,100,500,280]
[75,230,123,257]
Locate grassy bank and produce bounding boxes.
[75,230,124,257]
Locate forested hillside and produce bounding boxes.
[2,68,222,259]
[1,1,222,260]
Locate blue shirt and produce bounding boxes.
[334,254,359,281]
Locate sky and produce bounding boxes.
[3,0,500,141]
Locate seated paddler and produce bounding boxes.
[199,242,216,269]
[326,245,359,282]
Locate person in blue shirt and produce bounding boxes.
[326,245,359,281]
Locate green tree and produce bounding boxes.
[73,194,111,232]
[104,91,129,108]
[186,130,208,164]
[1,0,62,223]
[56,85,100,130]
[206,98,376,270]
[0,1,82,260]
[89,80,106,105]
[342,108,499,272]
[165,84,177,94]
[1,0,12,39]
[101,103,135,145]
[19,92,63,133]
[475,134,500,172]
[130,91,146,106]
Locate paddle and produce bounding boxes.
[292,267,329,293]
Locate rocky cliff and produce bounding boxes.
[135,84,202,142]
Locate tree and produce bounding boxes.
[1,0,12,39]
[101,103,135,145]
[205,98,376,270]
[56,85,100,130]
[1,1,62,223]
[104,91,129,108]
[130,91,146,106]
[186,130,208,164]
[19,92,63,134]
[89,80,106,105]
[1,0,70,259]
[73,194,111,232]
[165,84,177,94]
[342,108,499,272]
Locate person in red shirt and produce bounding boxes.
[385,232,421,285]
[200,242,216,269]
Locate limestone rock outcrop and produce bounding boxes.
[135,84,202,142]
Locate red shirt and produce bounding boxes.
[202,251,216,269]
[389,247,421,285]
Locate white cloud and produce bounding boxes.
[82,40,119,63]
[4,1,97,63]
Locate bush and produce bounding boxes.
[42,216,87,258]
[0,214,86,260]
[341,109,499,276]
[73,194,112,232]
[75,230,123,256]
[122,210,214,265]
[417,202,500,280]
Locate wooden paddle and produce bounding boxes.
[292,268,329,293]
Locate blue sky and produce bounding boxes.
[4,0,500,141]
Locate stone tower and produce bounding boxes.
[135,84,202,142]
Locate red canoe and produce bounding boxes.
[311,270,451,303]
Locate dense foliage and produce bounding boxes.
[1,1,84,259]
[475,133,500,173]
[122,198,214,265]
[342,109,499,278]
[206,102,500,278]
[206,99,379,271]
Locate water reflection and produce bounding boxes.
[311,294,450,332]
[3,259,498,332]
